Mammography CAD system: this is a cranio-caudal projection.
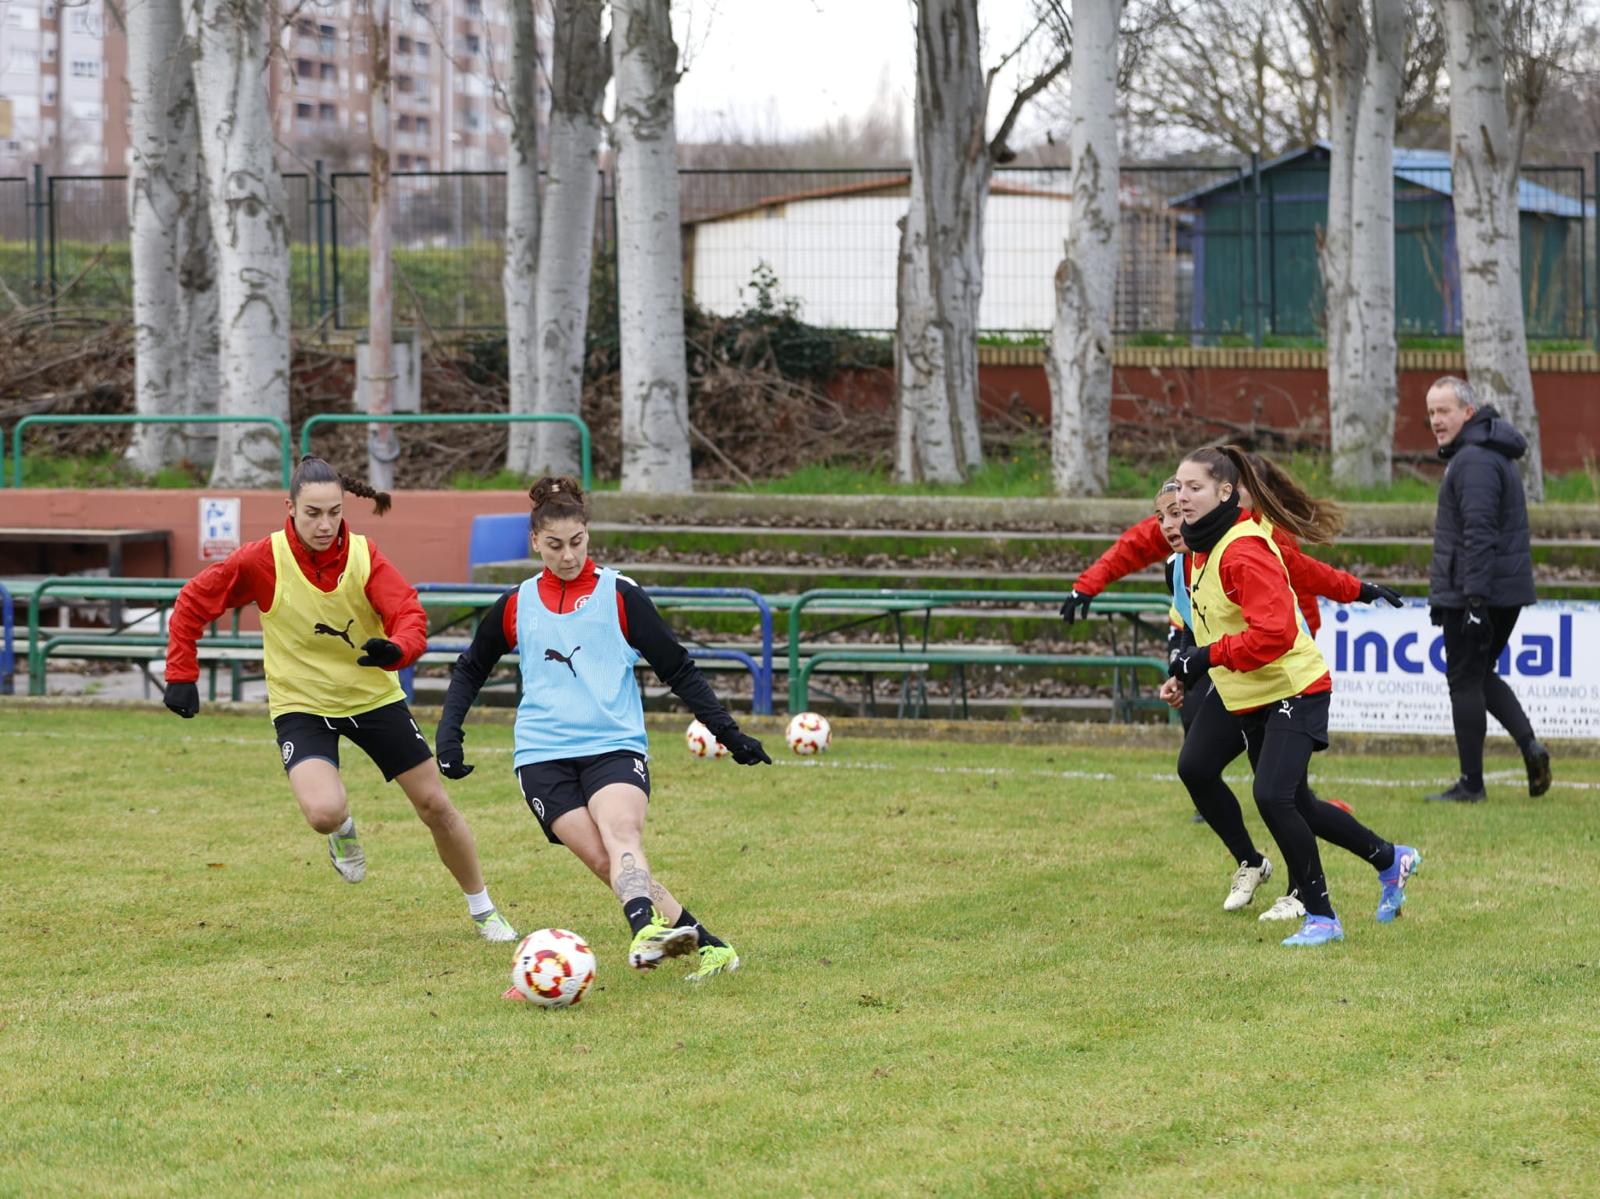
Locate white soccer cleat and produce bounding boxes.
[1258,892,1306,922]
[473,909,518,943]
[327,824,366,883]
[1222,856,1272,911]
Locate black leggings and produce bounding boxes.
[1177,686,1392,919]
[1441,605,1535,787]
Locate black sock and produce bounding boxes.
[1462,774,1484,793]
[1370,842,1396,873]
[674,906,725,949]
[622,897,655,935]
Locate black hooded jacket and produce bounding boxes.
[1429,404,1536,609]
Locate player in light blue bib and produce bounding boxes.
[437,476,771,988]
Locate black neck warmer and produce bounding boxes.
[1181,489,1241,555]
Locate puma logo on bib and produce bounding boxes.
[544,645,582,677]
[313,618,356,649]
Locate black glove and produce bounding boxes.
[357,637,405,668]
[1169,644,1212,688]
[163,680,199,719]
[1357,581,1403,608]
[436,732,474,779]
[1462,600,1493,649]
[1059,589,1095,624]
[718,728,771,766]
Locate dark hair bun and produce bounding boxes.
[528,475,590,531]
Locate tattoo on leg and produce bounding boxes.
[613,852,653,905]
[649,880,671,906]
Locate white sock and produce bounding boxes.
[335,815,355,837]
[465,888,495,918]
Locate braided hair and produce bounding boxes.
[289,455,392,515]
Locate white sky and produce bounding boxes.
[670,0,1057,146]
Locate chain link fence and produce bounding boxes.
[2,156,1594,345]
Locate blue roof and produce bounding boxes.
[1170,142,1592,218]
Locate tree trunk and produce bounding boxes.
[367,0,397,491]
[1324,0,1402,487]
[178,154,220,469]
[895,0,987,483]
[895,159,962,483]
[503,0,544,475]
[189,0,291,489]
[611,0,691,493]
[1047,0,1122,496]
[126,0,202,474]
[1442,0,1544,498]
[532,0,608,478]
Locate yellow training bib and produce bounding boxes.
[260,530,406,720]
[1189,519,1327,711]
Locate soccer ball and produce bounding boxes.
[685,718,729,759]
[510,929,596,1008]
[786,711,832,756]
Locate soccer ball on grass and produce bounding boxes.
[786,711,832,756]
[510,929,596,1007]
[685,718,729,759]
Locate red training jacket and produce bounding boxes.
[1079,513,1360,635]
[164,517,428,683]
[1194,511,1331,695]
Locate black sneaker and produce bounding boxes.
[1424,781,1487,804]
[1522,740,1552,798]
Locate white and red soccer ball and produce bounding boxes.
[786,711,832,756]
[685,719,729,759]
[510,928,596,1007]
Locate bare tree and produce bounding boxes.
[1318,0,1404,487]
[896,1,1068,484]
[1047,0,1121,495]
[366,0,398,491]
[1440,0,1573,499]
[188,0,291,488]
[532,0,609,477]
[127,0,218,475]
[503,0,544,475]
[1123,0,1444,155]
[611,0,692,492]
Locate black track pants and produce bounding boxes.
[1441,605,1535,787]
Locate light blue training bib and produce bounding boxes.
[512,568,647,769]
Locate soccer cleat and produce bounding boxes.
[1424,781,1486,804]
[627,914,700,971]
[501,985,527,1002]
[1282,914,1344,947]
[1258,892,1307,923]
[1376,845,1423,923]
[1324,797,1354,814]
[1523,740,1552,798]
[327,823,366,883]
[1222,856,1273,911]
[473,909,518,943]
[684,944,741,984]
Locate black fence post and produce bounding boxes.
[1593,151,1599,352]
[45,171,57,313]
[29,162,46,301]
[313,159,329,331]
[1250,150,1263,348]
[330,173,343,329]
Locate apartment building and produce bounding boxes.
[0,0,546,176]
[0,0,129,173]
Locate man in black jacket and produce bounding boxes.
[1424,376,1551,803]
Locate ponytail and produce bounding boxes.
[289,455,392,515]
[529,474,589,532]
[1242,451,1343,543]
[1181,444,1334,545]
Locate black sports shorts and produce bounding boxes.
[515,751,651,845]
[273,700,433,782]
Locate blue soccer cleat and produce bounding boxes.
[1376,845,1423,923]
[1282,914,1344,947]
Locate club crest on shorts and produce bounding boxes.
[281,741,295,765]
[529,796,546,821]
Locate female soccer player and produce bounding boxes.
[435,476,769,988]
[162,456,517,942]
[1167,446,1421,947]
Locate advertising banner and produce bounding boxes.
[1314,599,1598,740]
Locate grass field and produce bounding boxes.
[3,706,1599,1197]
